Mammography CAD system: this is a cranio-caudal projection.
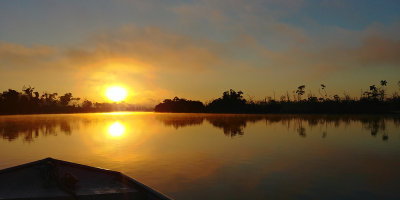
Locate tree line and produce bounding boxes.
[0,86,149,115]
[155,80,400,114]
[2,80,400,115]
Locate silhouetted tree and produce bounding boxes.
[1,89,20,113]
[155,97,205,113]
[319,84,328,100]
[296,85,305,101]
[206,89,247,113]
[41,92,58,106]
[363,80,388,101]
[82,100,93,109]
[59,93,73,106]
[379,80,387,101]
[22,86,34,99]
[333,94,340,102]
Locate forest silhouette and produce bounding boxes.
[155,80,400,114]
[0,86,150,115]
[1,80,400,115]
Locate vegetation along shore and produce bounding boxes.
[1,80,399,115]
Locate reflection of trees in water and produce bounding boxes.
[265,115,398,140]
[297,127,306,137]
[156,114,264,137]
[157,114,399,140]
[206,115,264,137]
[0,118,74,142]
[156,115,205,129]
[361,118,389,141]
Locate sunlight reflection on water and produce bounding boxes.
[0,113,399,199]
[107,121,126,138]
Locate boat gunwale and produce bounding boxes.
[0,157,172,200]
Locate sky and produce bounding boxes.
[1,0,400,105]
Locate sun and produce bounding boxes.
[105,86,128,102]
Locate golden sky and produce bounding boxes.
[1,0,400,105]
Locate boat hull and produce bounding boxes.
[0,158,172,200]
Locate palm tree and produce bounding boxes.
[296,85,305,101]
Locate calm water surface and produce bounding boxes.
[0,112,399,199]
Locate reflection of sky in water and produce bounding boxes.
[0,113,399,199]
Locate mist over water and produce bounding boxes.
[1,113,399,199]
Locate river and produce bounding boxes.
[0,112,399,199]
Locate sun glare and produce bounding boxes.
[107,122,126,137]
[105,86,128,102]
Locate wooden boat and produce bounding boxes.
[0,157,172,200]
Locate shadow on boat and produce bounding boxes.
[0,157,172,200]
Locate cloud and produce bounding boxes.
[0,42,58,68]
[61,26,236,103]
[1,4,400,103]
[355,36,400,65]
[0,25,241,104]
[171,0,309,49]
[69,26,231,73]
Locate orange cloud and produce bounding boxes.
[86,26,229,73]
